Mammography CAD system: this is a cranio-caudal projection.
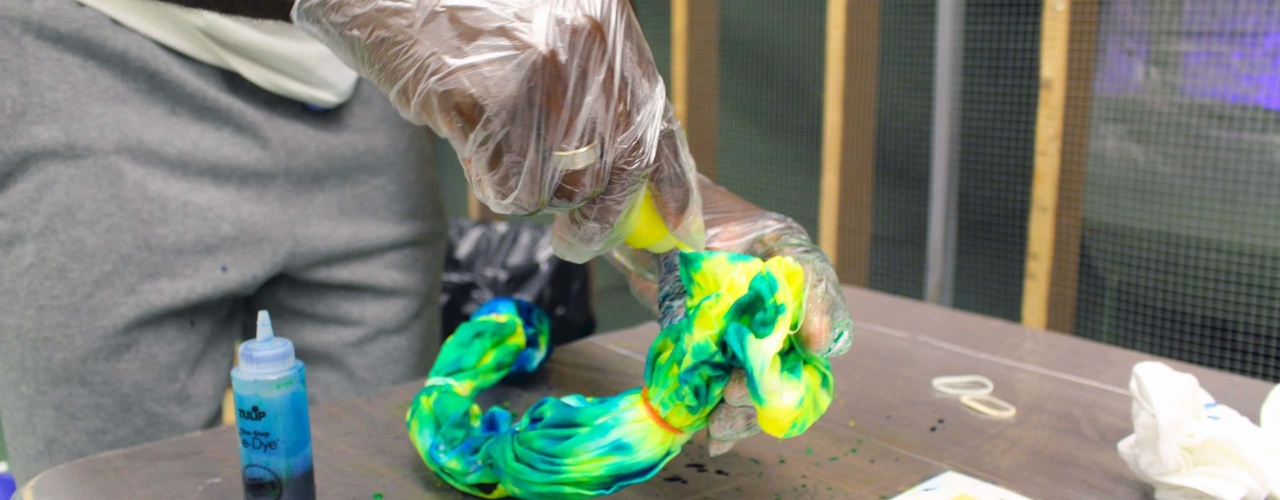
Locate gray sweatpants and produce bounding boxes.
[0,0,446,485]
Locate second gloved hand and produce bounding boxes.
[610,175,854,456]
[291,0,703,263]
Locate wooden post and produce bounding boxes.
[671,0,719,179]
[1045,0,1099,333]
[1021,0,1073,329]
[819,0,880,286]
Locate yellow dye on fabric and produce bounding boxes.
[406,249,834,499]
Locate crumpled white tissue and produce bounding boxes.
[1118,361,1280,500]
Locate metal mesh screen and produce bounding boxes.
[715,1,826,237]
[1072,0,1280,381]
[951,1,1041,321]
[868,0,1041,320]
[869,1,934,300]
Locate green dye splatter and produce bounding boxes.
[373,494,384,500]
[805,447,813,454]
[829,456,839,461]
[828,486,834,491]
[851,448,858,454]
[778,458,786,464]
[750,458,762,465]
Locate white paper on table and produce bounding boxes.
[891,470,1036,500]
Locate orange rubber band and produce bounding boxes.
[640,386,684,434]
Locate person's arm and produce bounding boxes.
[147,0,292,20]
[153,0,702,264]
[291,0,703,263]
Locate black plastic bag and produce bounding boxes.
[440,218,596,347]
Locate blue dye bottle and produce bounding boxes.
[231,311,316,499]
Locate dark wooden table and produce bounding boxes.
[20,287,1275,500]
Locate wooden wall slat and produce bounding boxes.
[671,0,719,180]
[1021,0,1073,329]
[820,0,880,286]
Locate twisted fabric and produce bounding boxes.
[407,251,835,499]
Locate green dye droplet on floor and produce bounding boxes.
[778,458,786,464]
[829,456,839,461]
[805,447,813,454]
[851,448,858,454]
[373,494,384,500]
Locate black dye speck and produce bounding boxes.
[938,418,945,424]
[220,265,227,273]
[685,463,708,474]
[870,459,876,464]
[929,426,937,432]
[714,470,729,476]
[662,476,687,484]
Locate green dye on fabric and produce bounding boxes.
[405,252,835,499]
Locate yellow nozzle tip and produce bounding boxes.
[624,188,682,253]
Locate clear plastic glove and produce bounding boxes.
[609,174,854,456]
[291,0,703,263]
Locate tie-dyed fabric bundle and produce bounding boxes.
[407,251,835,499]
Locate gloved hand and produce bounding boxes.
[291,0,703,263]
[610,175,854,456]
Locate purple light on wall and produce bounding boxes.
[1181,0,1280,111]
[1095,0,1150,96]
